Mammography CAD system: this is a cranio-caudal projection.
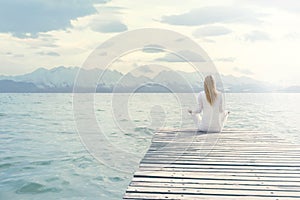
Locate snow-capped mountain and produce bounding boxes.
[0,66,293,92]
[0,66,78,88]
[0,66,124,90]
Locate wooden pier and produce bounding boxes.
[123,130,300,199]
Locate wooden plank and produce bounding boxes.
[131,177,300,187]
[138,167,300,175]
[148,145,299,150]
[129,180,300,191]
[140,160,300,167]
[139,163,300,170]
[141,159,300,164]
[150,141,293,145]
[147,150,300,155]
[143,155,300,161]
[133,171,300,182]
[144,151,300,157]
[144,154,300,159]
[124,193,296,200]
[125,186,300,197]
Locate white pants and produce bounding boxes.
[191,111,229,132]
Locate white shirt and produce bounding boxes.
[194,91,226,132]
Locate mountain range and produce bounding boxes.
[0,66,298,93]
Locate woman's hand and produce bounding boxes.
[188,109,192,114]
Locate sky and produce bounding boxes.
[0,0,299,86]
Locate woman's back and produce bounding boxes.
[198,91,224,132]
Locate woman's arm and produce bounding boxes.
[219,93,225,113]
[193,93,203,114]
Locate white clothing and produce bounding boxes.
[192,91,228,132]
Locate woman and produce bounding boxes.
[188,75,229,132]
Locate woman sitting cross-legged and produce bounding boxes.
[188,75,229,133]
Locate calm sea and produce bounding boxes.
[0,93,299,200]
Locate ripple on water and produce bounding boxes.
[0,163,12,169]
[45,177,60,182]
[45,177,70,186]
[93,176,104,181]
[108,177,123,182]
[1,156,26,161]
[134,127,154,135]
[31,160,52,166]
[16,182,62,194]
[18,113,31,117]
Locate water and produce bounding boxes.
[0,93,299,200]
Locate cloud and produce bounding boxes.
[202,38,216,43]
[161,6,264,26]
[238,0,300,13]
[234,67,254,75]
[284,32,300,40]
[90,20,127,33]
[214,57,236,62]
[244,31,270,42]
[2,52,24,57]
[142,44,165,53]
[74,6,128,33]
[13,54,24,58]
[0,0,109,38]
[137,65,154,73]
[95,5,126,14]
[37,51,60,56]
[156,50,205,62]
[193,26,232,37]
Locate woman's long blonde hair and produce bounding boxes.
[204,75,218,106]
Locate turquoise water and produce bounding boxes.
[0,93,299,200]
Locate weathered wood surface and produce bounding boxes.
[123,129,300,199]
